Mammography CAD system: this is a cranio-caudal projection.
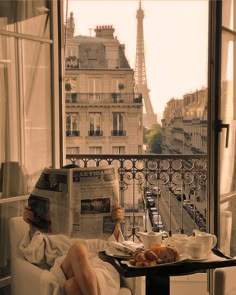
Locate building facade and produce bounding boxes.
[65,13,143,156]
[161,87,208,155]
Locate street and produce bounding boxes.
[156,190,201,235]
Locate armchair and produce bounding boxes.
[9,217,135,295]
[214,267,236,295]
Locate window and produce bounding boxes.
[112,112,124,135]
[66,113,79,136]
[0,0,63,288]
[0,1,62,192]
[66,147,80,155]
[89,146,102,154]
[65,47,79,68]
[89,113,101,135]
[112,146,125,154]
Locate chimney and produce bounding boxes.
[66,12,75,38]
[94,25,115,39]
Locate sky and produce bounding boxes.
[66,0,209,121]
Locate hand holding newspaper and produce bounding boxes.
[29,165,120,239]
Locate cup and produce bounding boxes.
[174,238,191,254]
[172,233,188,239]
[163,234,190,253]
[138,231,163,249]
[184,242,204,259]
[193,231,217,254]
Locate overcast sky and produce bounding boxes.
[66,0,209,120]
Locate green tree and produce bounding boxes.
[65,83,72,91]
[150,132,162,153]
[143,124,162,154]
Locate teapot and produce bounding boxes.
[138,231,166,249]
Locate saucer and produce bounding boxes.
[187,255,208,261]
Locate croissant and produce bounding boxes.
[157,245,180,263]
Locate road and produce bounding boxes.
[156,190,197,235]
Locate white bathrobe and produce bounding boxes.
[20,230,124,295]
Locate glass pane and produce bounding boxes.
[0,0,61,291]
[22,39,53,190]
[222,0,235,31]
[219,0,236,256]
[0,0,50,39]
[0,36,52,194]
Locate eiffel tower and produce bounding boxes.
[134,0,157,129]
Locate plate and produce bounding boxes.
[105,248,134,259]
[186,255,208,261]
[120,254,189,268]
[105,241,144,259]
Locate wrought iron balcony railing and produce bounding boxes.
[66,130,80,137]
[111,130,126,136]
[88,130,103,136]
[66,154,207,240]
[65,93,142,105]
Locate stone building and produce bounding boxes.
[161,87,208,155]
[64,13,143,156]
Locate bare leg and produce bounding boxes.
[64,277,82,295]
[61,243,99,295]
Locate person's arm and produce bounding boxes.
[23,206,39,239]
[111,205,124,241]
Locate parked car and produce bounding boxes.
[152,223,165,232]
[152,213,162,224]
[152,187,161,197]
[146,197,155,208]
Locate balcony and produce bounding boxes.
[111,130,126,136]
[65,93,142,105]
[66,154,207,240]
[88,130,103,136]
[66,130,80,137]
[65,55,79,69]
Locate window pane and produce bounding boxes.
[112,146,125,154]
[222,0,235,31]
[89,113,101,131]
[66,147,80,154]
[0,35,52,193]
[218,0,236,256]
[89,147,102,154]
[0,0,50,38]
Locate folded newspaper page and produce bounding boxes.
[29,165,119,239]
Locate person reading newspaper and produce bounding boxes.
[21,204,125,295]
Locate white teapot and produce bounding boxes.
[193,230,217,254]
[138,231,166,249]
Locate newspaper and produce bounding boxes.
[29,165,119,239]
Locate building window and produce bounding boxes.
[89,113,101,135]
[112,146,125,154]
[66,147,80,155]
[89,146,102,154]
[65,46,79,68]
[66,113,79,136]
[112,113,125,135]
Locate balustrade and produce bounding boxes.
[66,154,207,240]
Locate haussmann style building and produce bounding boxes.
[64,13,143,156]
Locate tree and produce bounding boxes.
[118,83,124,92]
[150,132,162,154]
[143,124,163,154]
[65,83,72,91]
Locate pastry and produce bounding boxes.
[144,249,158,262]
[157,245,180,263]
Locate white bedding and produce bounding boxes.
[20,230,124,295]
